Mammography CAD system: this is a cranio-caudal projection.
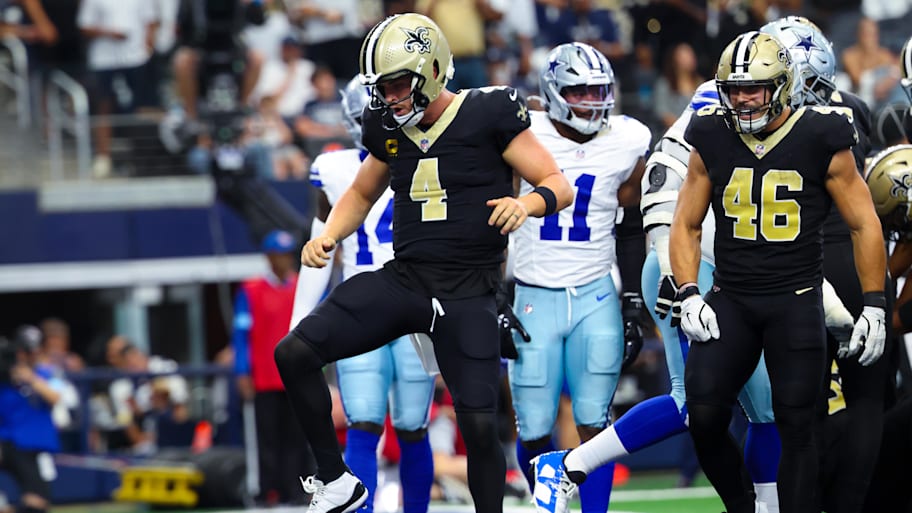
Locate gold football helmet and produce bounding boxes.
[865,144,912,238]
[359,13,455,129]
[716,31,793,134]
[901,36,912,102]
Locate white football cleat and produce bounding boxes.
[300,471,368,513]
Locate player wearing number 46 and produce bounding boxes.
[507,42,651,513]
[670,31,887,513]
[274,12,572,513]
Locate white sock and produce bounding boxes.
[563,425,629,474]
[754,482,778,513]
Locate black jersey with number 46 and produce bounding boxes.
[362,86,530,267]
[684,104,858,295]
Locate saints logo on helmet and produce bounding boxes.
[865,144,912,239]
[760,18,836,107]
[359,13,454,129]
[901,36,912,103]
[340,76,371,150]
[716,31,793,134]
[539,42,615,135]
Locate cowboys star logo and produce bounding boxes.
[402,26,432,54]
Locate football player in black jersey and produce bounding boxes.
[670,32,887,513]
[862,144,912,512]
[759,18,889,513]
[272,12,573,513]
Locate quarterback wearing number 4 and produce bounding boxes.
[670,32,887,513]
[274,12,572,513]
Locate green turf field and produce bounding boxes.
[51,470,724,513]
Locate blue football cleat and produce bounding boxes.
[531,450,578,513]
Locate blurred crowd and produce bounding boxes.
[2,0,911,181]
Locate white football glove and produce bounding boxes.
[852,306,886,366]
[679,294,720,343]
[821,279,856,358]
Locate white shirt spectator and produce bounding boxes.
[293,0,362,45]
[151,0,180,55]
[254,57,317,117]
[77,0,155,70]
[242,9,294,64]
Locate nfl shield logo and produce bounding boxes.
[420,138,430,151]
[754,144,765,156]
[575,149,585,160]
[524,303,533,314]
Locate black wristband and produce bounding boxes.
[532,186,558,216]
[677,285,700,301]
[863,291,887,309]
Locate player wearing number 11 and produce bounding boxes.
[509,42,650,513]
[274,12,572,513]
[670,31,887,513]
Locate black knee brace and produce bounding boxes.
[519,435,553,452]
[273,330,325,378]
[395,427,428,443]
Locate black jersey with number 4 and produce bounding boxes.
[684,104,858,295]
[362,86,530,298]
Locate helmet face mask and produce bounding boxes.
[340,76,371,150]
[540,42,615,135]
[759,19,836,108]
[716,32,793,134]
[359,13,454,130]
[865,144,912,239]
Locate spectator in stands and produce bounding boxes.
[78,0,158,178]
[15,325,80,450]
[147,0,181,108]
[242,0,294,65]
[232,229,312,506]
[105,337,191,454]
[416,0,503,91]
[0,336,61,513]
[38,317,84,374]
[486,0,536,89]
[653,42,703,129]
[243,94,309,180]
[292,66,347,155]
[252,35,317,120]
[842,17,906,112]
[288,0,367,81]
[0,0,57,46]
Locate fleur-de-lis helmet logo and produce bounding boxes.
[402,26,432,54]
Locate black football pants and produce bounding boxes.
[686,286,827,513]
[274,267,506,513]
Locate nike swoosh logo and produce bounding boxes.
[596,293,610,301]
[509,89,518,101]
[795,287,814,295]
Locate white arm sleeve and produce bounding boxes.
[289,218,335,330]
[641,135,689,275]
